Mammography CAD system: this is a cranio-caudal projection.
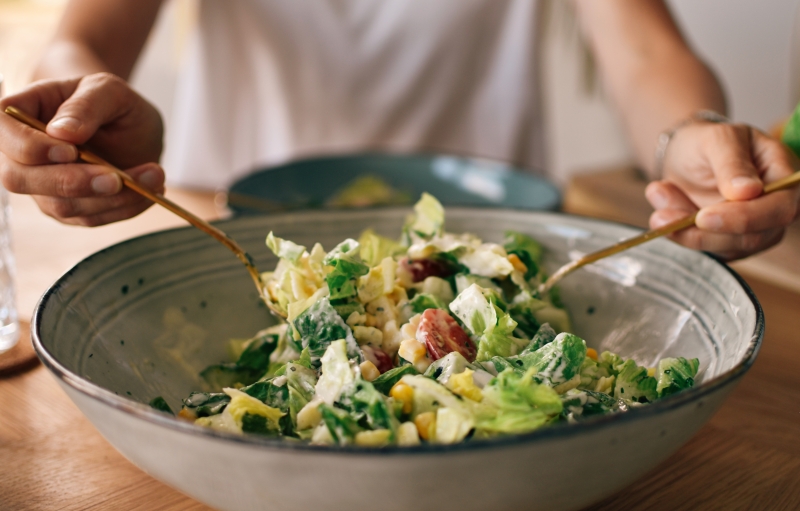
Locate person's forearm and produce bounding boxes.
[33,0,163,82]
[575,0,726,179]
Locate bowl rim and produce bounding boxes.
[31,209,764,456]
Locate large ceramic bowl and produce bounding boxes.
[32,208,762,511]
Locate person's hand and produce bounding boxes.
[645,121,800,260]
[0,73,165,226]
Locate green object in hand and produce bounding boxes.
[781,102,800,157]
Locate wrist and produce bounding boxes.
[654,110,729,179]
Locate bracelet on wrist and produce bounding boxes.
[654,109,729,178]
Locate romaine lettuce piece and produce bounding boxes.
[323,239,361,265]
[149,396,173,415]
[223,388,285,435]
[315,340,356,405]
[522,323,557,353]
[338,379,397,434]
[408,192,445,239]
[503,230,543,280]
[515,332,587,387]
[325,254,369,301]
[476,368,563,435]
[285,362,318,425]
[655,357,700,398]
[455,274,502,297]
[450,283,526,361]
[294,298,360,366]
[266,232,306,263]
[475,312,525,362]
[449,284,497,336]
[371,365,419,395]
[318,404,362,445]
[508,293,548,339]
[410,293,447,314]
[182,392,230,418]
[614,359,658,403]
[359,229,404,267]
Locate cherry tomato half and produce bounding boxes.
[417,308,477,362]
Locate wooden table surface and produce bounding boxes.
[1,170,799,511]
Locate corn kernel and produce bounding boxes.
[414,411,436,441]
[390,381,414,414]
[364,314,378,327]
[507,253,528,274]
[398,338,427,364]
[177,408,197,421]
[586,348,598,361]
[360,360,381,382]
[647,367,656,378]
[446,369,483,402]
[355,429,392,447]
[397,421,421,446]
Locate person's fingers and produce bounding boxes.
[0,113,79,165]
[0,153,122,197]
[0,77,83,123]
[29,163,165,225]
[37,195,158,227]
[645,180,698,215]
[699,123,764,201]
[695,187,799,234]
[749,129,798,185]
[45,73,140,145]
[664,224,785,260]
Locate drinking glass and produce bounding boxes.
[0,73,20,354]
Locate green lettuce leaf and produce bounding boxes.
[371,365,419,395]
[476,368,562,435]
[359,229,404,267]
[408,193,445,239]
[503,230,543,279]
[515,332,587,387]
[294,298,361,366]
[266,232,306,263]
[655,357,700,398]
[614,359,657,403]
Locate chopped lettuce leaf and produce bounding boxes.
[409,192,445,239]
[315,340,356,405]
[266,232,306,263]
[410,293,447,314]
[476,368,562,435]
[294,298,360,366]
[655,357,700,398]
[614,359,658,403]
[359,229,404,267]
[449,284,496,336]
[515,332,587,387]
[503,230,543,279]
[371,365,419,394]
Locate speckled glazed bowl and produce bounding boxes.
[32,208,762,511]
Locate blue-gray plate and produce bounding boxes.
[226,153,560,214]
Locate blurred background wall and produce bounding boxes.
[2,0,799,186]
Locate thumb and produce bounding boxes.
[45,73,138,145]
[703,123,764,201]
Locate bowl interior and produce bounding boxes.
[35,208,759,416]
[227,153,561,214]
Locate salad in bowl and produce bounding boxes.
[153,194,700,447]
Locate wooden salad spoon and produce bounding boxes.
[4,105,287,319]
[539,170,800,295]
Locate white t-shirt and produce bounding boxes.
[164,0,545,190]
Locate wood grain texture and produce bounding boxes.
[0,322,39,375]
[0,180,798,511]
